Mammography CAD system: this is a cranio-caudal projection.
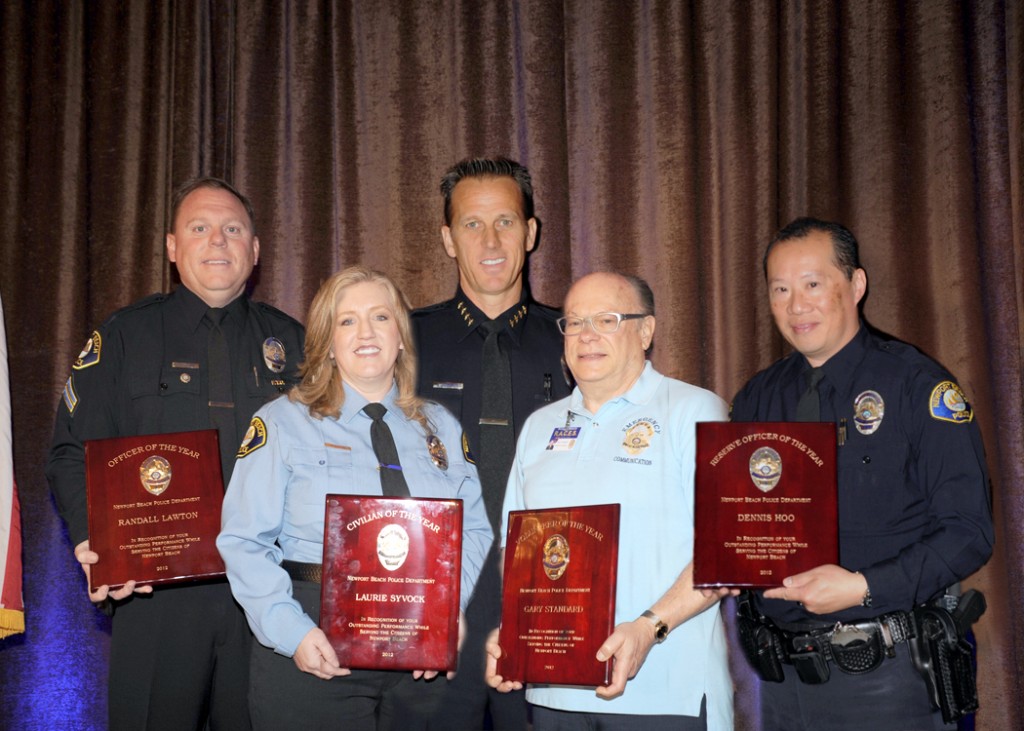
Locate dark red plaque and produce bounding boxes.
[320,495,463,671]
[85,429,226,591]
[693,422,838,588]
[498,504,619,686]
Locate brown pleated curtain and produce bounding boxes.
[0,1,1020,728]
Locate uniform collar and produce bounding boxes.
[175,286,250,334]
[340,381,400,424]
[811,323,869,395]
[569,361,661,417]
[452,286,530,346]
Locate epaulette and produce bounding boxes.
[411,298,458,318]
[252,300,304,327]
[528,300,563,322]
[99,292,168,328]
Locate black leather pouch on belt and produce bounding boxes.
[829,623,884,674]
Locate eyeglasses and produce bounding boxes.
[556,312,647,336]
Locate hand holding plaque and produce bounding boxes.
[497,504,620,686]
[85,429,226,592]
[693,422,838,589]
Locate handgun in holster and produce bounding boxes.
[909,589,986,723]
[736,591,786,683]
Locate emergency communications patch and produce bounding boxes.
[929,381,973,424]
[73,331,102,370]
[621,418,659,455]
[462,432,475,464]
[62,376,79,414]
[853,390,885,435]
[236,417,268,458]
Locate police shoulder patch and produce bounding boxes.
[929,381,973,424]
[73,331,102,370]
[462,432,475,465]
[237,417,268,458]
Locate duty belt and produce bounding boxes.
[281,559,322,584]
[737,592,915,684]
[779,612,914,673]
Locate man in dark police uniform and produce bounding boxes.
[47,177,305,730]
[730,217,993,730]
[412,157,570,729]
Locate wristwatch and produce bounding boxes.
[640,610,669,643]
[856,571,873,608]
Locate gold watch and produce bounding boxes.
[640,610,669,643]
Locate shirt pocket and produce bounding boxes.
[428,383,465,424]
[283,446,352,537]
[128,364,202,400]
[841,433,913,533]
[408,450,465,498]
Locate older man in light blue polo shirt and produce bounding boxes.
[486,272,733,730]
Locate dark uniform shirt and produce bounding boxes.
[47,285,305,546]
[412,287,571,510]
[730,325,993,625]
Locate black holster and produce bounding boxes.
[909,589,986,723]
[736,591,786,682]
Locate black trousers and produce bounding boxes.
[759,643,955,731]
[248,580,446,731]
[108,580,251,731]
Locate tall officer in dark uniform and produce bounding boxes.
[46,178,305,730]
[412,158,570,729]
[730,218,993,730]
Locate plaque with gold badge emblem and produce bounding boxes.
[85,429,226,591]
[497,503,620,686]
[693,422,838,588]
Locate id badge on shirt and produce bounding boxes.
[546,426,581,451]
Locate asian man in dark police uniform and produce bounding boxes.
[730,217,993,730]
[47,177,305,730]
[412,157,571,729]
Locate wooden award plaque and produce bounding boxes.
[85,429,226,591]
[319,495,463,672]
[693,421,838,588]
[498,503,619,686]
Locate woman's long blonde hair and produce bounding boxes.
[290,266,428,430]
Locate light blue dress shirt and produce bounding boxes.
[218,382,491,656]
[500,362,733,726]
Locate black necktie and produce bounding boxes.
[796,367,825,422]
[206,308,236,474]
[478,318,514,532]
[363,403,411,497]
